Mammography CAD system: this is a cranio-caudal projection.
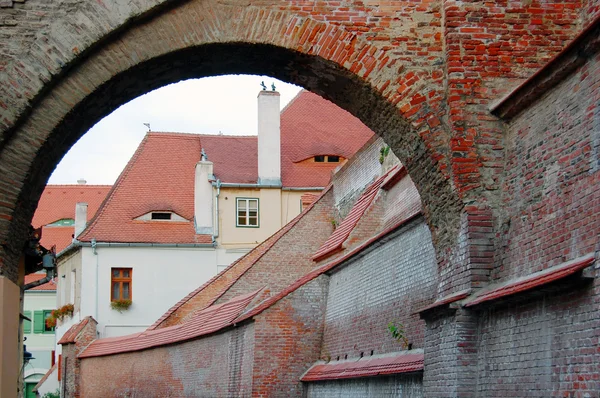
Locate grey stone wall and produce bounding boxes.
[306,374,423,398]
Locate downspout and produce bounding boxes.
[212,179,221,243]
[92,238,99,320]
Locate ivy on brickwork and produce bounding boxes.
[379,145,391,164]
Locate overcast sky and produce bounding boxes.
[48,75,302,185]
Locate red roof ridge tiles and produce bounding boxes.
[312,165,401,262]
[147,184,334,330]
[301,351,424,382]
[79,289,262,359]
[58,316,95,345]
[235,211,422,324]
[464,253,596,307]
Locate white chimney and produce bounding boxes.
[194,155,214,234]
[77,178,87,185]
[74,202,88,238]
[257,90,281,186]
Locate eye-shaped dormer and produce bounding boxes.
[134,211,187,222]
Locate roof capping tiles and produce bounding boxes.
[57,316,95,345]
[301,352,424,382]
[312,165,401,262]
[463,253,596,308]
[415,289,471,317]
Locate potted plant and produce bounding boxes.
[110,299,132,313]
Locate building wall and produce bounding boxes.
[306,374,423,398]
[56,249,81,313]
[79,246,220,337]
[79,323,255,397]
[22,291,56,371]
[475,284,599,395]
[321,218,436,360]
[498,50,600,282]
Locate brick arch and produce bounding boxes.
[0,0,464,283]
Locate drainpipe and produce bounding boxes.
[92,238,99,320]
[212,179,221,243]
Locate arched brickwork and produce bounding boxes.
[0,0,463,285]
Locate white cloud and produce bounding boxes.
[49,75,301,185]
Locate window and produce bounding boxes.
[111,268,132,301]
[314,155,325,162]
[327,155,340,162]
[236,198,259,227]
[32,310,54,334]
[151,212,171,220]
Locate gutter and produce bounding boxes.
[23,271,54,291]
[212,179,221,242]
[218,182,282,189]
[57,240,216,258]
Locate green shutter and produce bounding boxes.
[33,310,44,334]
[23,311,31,334]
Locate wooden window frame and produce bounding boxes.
[236,198,259,228]
[111,268,132,302]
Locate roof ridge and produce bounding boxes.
[148,131,258,139]
[280,89,305,115]
[147,183,334,330]
[44,185,113,188]
[78,134,153,241]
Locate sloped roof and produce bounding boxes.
[32,185,111,228]
[79,133,212,244]
[24,273,56,291]
[281,91,374,187]
[312,165,402,262]
[201,135,258,183]
[79,289,261,358]
[58,316,95,345]
[39,227,75,254]
[301,352,424,381]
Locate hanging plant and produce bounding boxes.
[110,299,132,313]
[46,303,74,328]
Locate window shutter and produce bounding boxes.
[33,310,44,334]
[23,311,31,334]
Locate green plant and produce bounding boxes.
[387,320,409,349]
[330,219,339,230]
[110,299,132,313]
[46,303,74,329]
[379,145,391,164]
[42,389,60,398]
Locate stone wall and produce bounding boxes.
[306,374,423,398]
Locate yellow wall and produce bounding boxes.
[217,187,319,249]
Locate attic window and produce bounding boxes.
[315,155,325,162]
[327,156,340,162]
[151,212,172,220]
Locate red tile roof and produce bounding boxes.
[415,289,471,315]
[39,227,75,254]
[281,91,374,187]
[201,135,258,184]
[79,133,212,244]
[312,165,401,262]
[32,185,111,228]
[58,316,94,345]
[23,273,56,291]
[79,289,261,358]
[464,253,596,307]
[301,352,424,381]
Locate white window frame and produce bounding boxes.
[236,198,259,228]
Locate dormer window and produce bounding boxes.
[151,212,172,220]
[134,211,187,222]
[314,155,341,163]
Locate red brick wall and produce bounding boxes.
[79,323,255,397]
[498,52,600,281]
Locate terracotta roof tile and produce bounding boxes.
[39,227,75,253]
[78,133,212,244]
[58,316,94,345]
[281,91,374,187]
[24,273,56,291]
[312,165,401,262]
[79,289,261,358]
[301,352,424,382]
[200,135,257,183]
[464,253,596,307]
[32,185,111,228]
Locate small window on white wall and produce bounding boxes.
[236,198,259,227]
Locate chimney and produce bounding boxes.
[257,89,281,186]
[74,202,88,238]
[77,178,87,185]
[194,151,214,234]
